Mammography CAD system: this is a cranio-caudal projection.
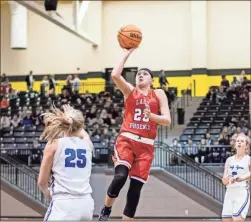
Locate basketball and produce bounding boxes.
[117,24,142,49]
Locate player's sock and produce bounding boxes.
[103,205,112,213]
[98,206,112,221]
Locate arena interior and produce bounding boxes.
[0,0,251,221]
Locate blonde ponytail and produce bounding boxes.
[40,105,84,142]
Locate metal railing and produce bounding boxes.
[1,153,39,176]
[0,155,49,206]
[173,144,235,165]
[54,82,106,94]
[157,125,168,143]
[153,142,225,203]
[1,141,225,204]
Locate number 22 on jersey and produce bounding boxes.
[65,148,87,168]
[133,108,149,122]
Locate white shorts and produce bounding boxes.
[222,187,250,219]
[44,194,94,221]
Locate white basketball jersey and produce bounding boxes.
[50,137,92,197]
[227,155,250,189]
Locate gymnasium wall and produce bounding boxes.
[1,1,250,96]
[2,1,250,74]
[0,1,104,75]
[102,1,191,70]
[207,1,250,69]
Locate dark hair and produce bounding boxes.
[138,68,153,78]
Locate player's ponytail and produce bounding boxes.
[40,105,84,142]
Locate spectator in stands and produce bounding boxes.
[239,88,249,99]
[0,96,9,108]
[230,76,241,89]
[73,74,81,94]
[22,110,33,127]
[10,114,21,128]
[33,107,43,126]
[216,86,227,103]
[83,90,91,98]
[0,115,10,129]
[239,70,246,83]
[28,137,42,167]
[218,133,230,145]
[205,133,213,145]
[208,139,218,163]
[211,146,221,163]
[49,74,57,95]
[100,109,115,126]
[25,71,35,91]
[229,116,238,130]
[91,124,102,138]
[7,85,18,99]
[170,138,183,165]
[0,73,9,85]
[101,128,110,139]
[159,70,168,88]
[231,126,242,142]
[222,126,231,136]
[185,139,198,161]
[220,146,228,163]
[66,74,74,95]
[104,95,113,108]
[206,87,216,102]
[220,75,230,89]
[20,106,28,119]
[196,139,208,164]
[41,75,49,96]
[239,117,249,132]
[86,105,97,126]
[110,106,120,124]
[60,88,70,104]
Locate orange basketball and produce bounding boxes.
[117,25,142,49]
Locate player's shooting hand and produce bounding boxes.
[143,104,151,119]
[123,47,138,58]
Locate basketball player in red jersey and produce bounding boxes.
[98,48,171,221]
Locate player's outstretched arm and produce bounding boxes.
[38,140,57,199]
[144,89,171,126]
[111,49,135,99]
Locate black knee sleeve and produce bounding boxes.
[107,165,129,198]
[123,178,144,218]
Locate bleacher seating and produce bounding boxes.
[0,86,175,165]
[0,90,124,164]
[180,97,249,144]
[175,78,251,165]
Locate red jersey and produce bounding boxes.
[120,88,160,139]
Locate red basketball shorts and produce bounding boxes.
[114,132,154,183]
